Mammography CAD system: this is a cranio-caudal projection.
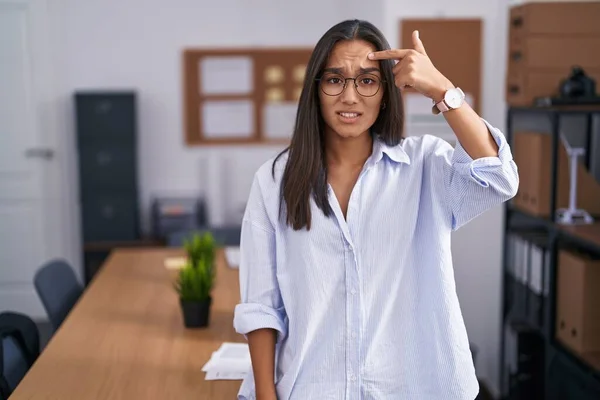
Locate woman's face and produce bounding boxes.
[318,39,384,140]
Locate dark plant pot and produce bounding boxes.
[180,297,212,328]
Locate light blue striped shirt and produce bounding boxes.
[233,119,518,400]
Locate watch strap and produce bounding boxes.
[433,98,449,115]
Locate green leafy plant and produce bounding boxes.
[174,232,217,302]
[184,231,216,268]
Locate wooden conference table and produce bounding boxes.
[10,248,245,399]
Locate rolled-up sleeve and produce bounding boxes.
[233,174,287,343]
[442,118,519,231]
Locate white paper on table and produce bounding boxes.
[263,102,298,139]
[205,370,248,381]
[202,343,251,370]
[200,56,253,95]
[202,100,254,138]
[403,92,474,144]
[202,352,219,372]
[202,358,250,374]
[164,257,187,270]
[225,246,241,269]
[215,342,251,360]
[202,342,251,381]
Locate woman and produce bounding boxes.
[233,19,518,400]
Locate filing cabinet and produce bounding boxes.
[75,92,140,243]
[80,195,138,242]
[506,2,600,106]
[75,93,136,142]
[78,142,137,195]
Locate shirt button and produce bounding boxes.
[350,288,357,295]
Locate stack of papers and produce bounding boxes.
[202,342,251,380]
[164,256,187,270]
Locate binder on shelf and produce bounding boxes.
[505,231,550,329]
[502,321,545,399]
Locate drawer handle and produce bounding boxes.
[102,205,115,219]
[512,17,523,28]
[94,100,112,115]
[509,85,520,94]
[96,152,113,166]
[517,373,532,381]
[511,51,522,61]
[519,354,532,362]
[571,328,577,337]
[25,147,54,160]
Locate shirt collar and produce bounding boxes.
[371,137,411,165]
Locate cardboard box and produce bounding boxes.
[506,69,600,106]
[556,250,600,354]
[506,2,600,105]
[510,2,600,37]
[508,36,600,72]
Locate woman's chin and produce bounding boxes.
[333,126,369,139]
[324,120,372,140]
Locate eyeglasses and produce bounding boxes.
[316,73,384,97]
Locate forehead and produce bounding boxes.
[325,39,379,72]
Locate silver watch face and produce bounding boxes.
[444,88,464,109]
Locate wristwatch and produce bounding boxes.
[432,87,465,115]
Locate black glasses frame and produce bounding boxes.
[315,73,386,97]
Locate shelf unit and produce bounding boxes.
[501,105,600,399]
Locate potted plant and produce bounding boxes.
[174,232,217,328]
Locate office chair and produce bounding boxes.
[1,335,28,398]
[167,226,241,247]
[34,260,83,331]
[0,312,39,399]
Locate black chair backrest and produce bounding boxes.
[33,260,83,331]
[1,335,28,395]
[167,226,241,247]
[0,312,40,399]
[0,338,11,400]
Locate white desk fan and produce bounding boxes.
[555,134,594,225]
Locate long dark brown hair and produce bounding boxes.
[272,19,404,231]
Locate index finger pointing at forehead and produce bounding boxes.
[368,49,411,60]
